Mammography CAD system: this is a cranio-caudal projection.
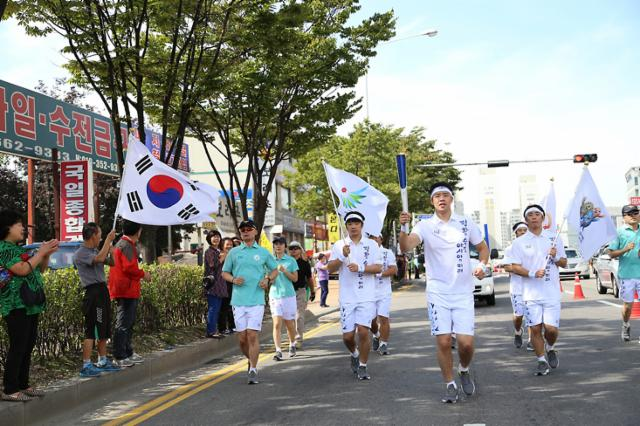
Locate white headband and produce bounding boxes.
[430,186,453,198]
[514,223,528,232]
[524,206,544,217]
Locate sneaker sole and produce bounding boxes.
[441,398,458,404]
[535,370,550,376]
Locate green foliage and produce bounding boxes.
[0,264,205,366]
[285,120,462,240]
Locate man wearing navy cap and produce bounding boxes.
[328,211,383,381]
[221,219,279,384]
[608,204,640,342]
[508,204,567,376]
[400,182,489,403]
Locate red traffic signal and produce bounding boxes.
[573,154,598,163]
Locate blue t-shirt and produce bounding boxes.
[609,225,640,279]
[269,254,298,299]
[222,242,278,306]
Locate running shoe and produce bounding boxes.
[112,358,134,368]
[95,359,123,372]
[350,355,359,374]
[514,333,523,348]
[289,345,297,358]
[80,364,103,378]
[547,350,559,369]
[378,343,389,355]
[622,323,631,342]
[372,336,380,351]
[441,383,459,404]
[357,365,370,380]
[247,370,259,385]
[535,360,550,376]
[458,370,475,396]
[526,341,534,352]
[273,350,283,361]
[129,353,144,364]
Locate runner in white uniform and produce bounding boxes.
[327,211,383,381]
[368,234,397,355]
[399,182,490,404]
[508,204,567,376]
[502,221,529,348]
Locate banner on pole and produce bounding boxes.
[60,160,94,241]
[328,213,340,243]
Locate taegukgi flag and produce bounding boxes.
[565,167,617,259]
[540,180,557,233]
[116,134,219,225]
[323,162,389,237]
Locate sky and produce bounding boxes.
[1,1,639,217]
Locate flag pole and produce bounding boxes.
[322,161,353,263]
[112,131,135,230]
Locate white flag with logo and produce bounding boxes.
[116,135,219,225]
[540,181,557,233]
[565,168,617,259]
[323,162,389,237]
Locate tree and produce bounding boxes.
[285,121,462,242]
[189,0,396,233]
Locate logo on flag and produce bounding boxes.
[115,134,218,225]
[579,198,606,229]
[540,181,556,233]
[340,186,367,209]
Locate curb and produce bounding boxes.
[0,279,416,425]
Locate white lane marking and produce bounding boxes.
[597,300,623,308]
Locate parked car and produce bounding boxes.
[472,244,495,306]
[558,247,590,280]
[592,246,620,297]
[22,241,83,270]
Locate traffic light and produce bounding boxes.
[573,154,598,163]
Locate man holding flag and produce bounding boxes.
[399,182,489,403]
[508,205,567,376]
[608,205,640,342]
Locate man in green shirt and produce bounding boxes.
[221,220,278,384]
[269,236,299,361]
[608,205,640,342]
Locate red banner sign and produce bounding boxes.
[631,197,640,206]
[60,160,94,241]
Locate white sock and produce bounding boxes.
[351,349,359,358]
[446,380,457,389]
[515,328,523,336]
[458,364,469,373]
[537,355,546,362]
[275,347,282,352]
[359,363,367,367]
[374,331,380,338]
[546,343,555,351]
[380,341,387,346]
[623,321,630,327]
[249,367,257,373]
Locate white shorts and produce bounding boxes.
[340,302,376,333]
[269,296,297,321]
[232,305,265,332]
[511,293,525,317]
[524,301,560,328]
[375,295,392,318]
[619,279,640,303]
[427,302,474,336]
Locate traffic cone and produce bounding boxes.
[630,291,640,319]
[573,272,585,300]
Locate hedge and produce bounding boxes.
[0,264,206,366]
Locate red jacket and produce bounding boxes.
[108,236,145,299]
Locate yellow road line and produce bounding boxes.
[105,320,339,426]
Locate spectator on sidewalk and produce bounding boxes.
[108,220,150,368]
[218,237,236,334]
[289,241,315,347]
[204,230,228,338]
[0,210,58,402]
[315,253,330,307]
[73,223,121,377]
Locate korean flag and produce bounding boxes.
[116,134,219,225]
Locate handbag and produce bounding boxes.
[20,282,46,306]
[202,275,215,290]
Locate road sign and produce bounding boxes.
[0,79,189,175]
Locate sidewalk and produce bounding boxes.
[0,278,414,425]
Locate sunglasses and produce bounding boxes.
[239,227,254,232]
[288,246,300,250]
[626,211,640,216]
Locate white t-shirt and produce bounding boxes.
[375,247,395,299]
[331,237,383,304]
[508,230,566,302]
[411,214,484,301]
[503,245,523,295]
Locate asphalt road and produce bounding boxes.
[46,276,640,426]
